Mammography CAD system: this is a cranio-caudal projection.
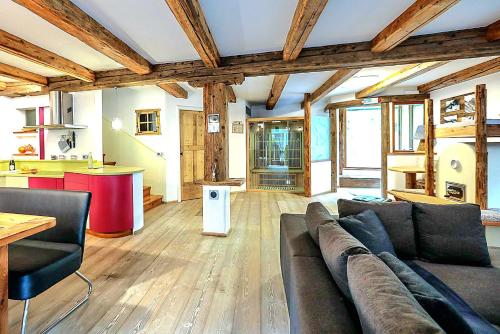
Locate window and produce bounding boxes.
[392,103,424,152]
[135,109,161,135]
[345,106,381,168]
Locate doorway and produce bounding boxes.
[339,105,381,189]
[180,110,204,200]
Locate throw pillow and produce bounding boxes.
[339,209,396,256]
[318,222,369,301]
[379,252,474,334]
[305,202,335,246]
[347,254,444,334]
[413,203,491,266]
[337,199,416,259]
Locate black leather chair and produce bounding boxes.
[0,188,92,334]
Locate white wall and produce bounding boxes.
[102,86,248,201]
[45,91,103,159]
[430,72,500,121]
[429,71,500,205]
[0,93,101,161]
[228,100,248,192]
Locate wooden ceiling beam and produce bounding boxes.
[266,74,289,110]
[0,29,95,82]
[164,0,220,68]
[0,82,48,97]
[0,82,6,91]
[325,99,366,110]
[266,0,329,110]
[377,93,430,103]
[283,0,329,61]
[46,28,500,92]
[418,57,500,93]
[302,69,360,107]
[0,63,47,86]
[226,86,236,103]
[371,0,459,53]
[12,0,151,75]
[355,61,446,98]
[157,82,188,99]
[486,19,500,42]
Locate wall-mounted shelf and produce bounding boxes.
[13,153,38,156]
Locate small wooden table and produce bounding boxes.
[388,166,426,189]
[0,213,56,334]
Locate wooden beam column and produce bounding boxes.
[475,84,488,209]
[203,83,228,181]
[339,108,347,175]
[330,108,338,193]
[304,93,312,197]
[424,98,435,196]
[381,102,390,198]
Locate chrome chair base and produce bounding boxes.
[20,271,93,334]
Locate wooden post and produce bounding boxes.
[338,108,346,175]
[0,246,7,334]
[330,108,338,193]
[304,93,312,197]
[424,98,435,196]
[381,102,390,198]
[203,83,228,181]
[475,84,488,209]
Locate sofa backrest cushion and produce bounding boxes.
[379,252,474,334]
[339,209,396,256]
[413,203,491,266]
[318,222,370,301]
[305,202,335,246]
[347,254,445,334]
[337,199,416,259]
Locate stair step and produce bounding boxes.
[339,176,380,188]
[144,194,163,212]
[143,186,151,198]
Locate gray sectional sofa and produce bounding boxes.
[280,200,500,334]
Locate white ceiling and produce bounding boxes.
[0,0,498,106]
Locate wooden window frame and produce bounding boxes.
[391,101,425,153]
[135,108,161,135]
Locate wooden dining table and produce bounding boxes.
[0,213,56,334]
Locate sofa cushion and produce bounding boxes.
[305,202,335,246]
[413,203,491,266]
[347,254,444,334]
[337,199,416,259]
[280,214,322,258]
[414,258,500,326]
[318,223,370,301]
[339,210,396,256]
[288,256,361,334]
[379,252,474,334]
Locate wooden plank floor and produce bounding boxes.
[8,192,339,334]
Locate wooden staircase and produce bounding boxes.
[143,186,163,212]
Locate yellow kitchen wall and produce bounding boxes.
[102,117,167,198]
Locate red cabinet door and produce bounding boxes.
[88,174,133,233]
[29,177,62,190]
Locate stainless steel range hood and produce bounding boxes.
[24,91,87,129]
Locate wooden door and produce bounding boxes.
[180,110,205,200]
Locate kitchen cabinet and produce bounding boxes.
[28,177,64,190]
[65,172,134,236]
[0,176,29,188]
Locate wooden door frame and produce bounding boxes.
[179,108,203,202]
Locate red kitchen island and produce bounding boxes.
[64,167,145,237]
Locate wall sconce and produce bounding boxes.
[111,118,123,130]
